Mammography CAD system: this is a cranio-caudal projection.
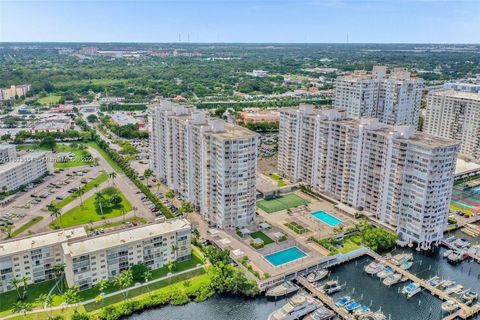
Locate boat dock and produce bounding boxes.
[296,276,355,320]
[367,250,480,319]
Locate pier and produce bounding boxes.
[366,250,480,319]
[296,276,355,320]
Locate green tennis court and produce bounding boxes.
[257,194,309,213]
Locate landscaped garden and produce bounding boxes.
[51,187,132,228]
[285,221,310,234]
[18,143,94,169]
[266,172,286,187]
[37,95,62,105]
[257,193,309,213]
[250,231,274,245]
[10,216,43,237]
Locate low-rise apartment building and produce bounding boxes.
[0,220,192,292]
[424,89,480,162]
[62,219,191,289]
[334,66,424,126]
[278,105,459,248]
[0,151,54,192]
[0,84,31,101]
[150,101,257,229]
[0,228,87,293]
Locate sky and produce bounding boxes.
[0,0,479,43]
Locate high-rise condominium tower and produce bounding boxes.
[278,105,459,248]
[150,101,258,229]
[334,66,424,126]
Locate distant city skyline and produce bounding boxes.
[0,0,479,43]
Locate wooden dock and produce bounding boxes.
[367,250,480,320]
[297,277,355,320]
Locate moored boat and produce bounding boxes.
[427,276,441,287]
[353,305,370,316]
[345,300,361,312]
[335,296,351,308]
[306,269,329,283]
[445,284,463,295]
[266,281,300,298]
[402,282,421,298]
[441,300,460,313]
[376,267,394,279]
[319,280,342,295]
[399,260,413,270]
[304,305,336,320]
[268,293,322,320]
[364,262,384,275]
[382,273,402,286]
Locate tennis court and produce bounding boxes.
[451,185,480,215]
[257,194,309,213]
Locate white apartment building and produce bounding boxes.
[424,89,480,161]
[0,151,54,192]
[334,66,424,126]
[0,228,87,293]
[62,219,191,290]
[0,145,17,164]
[278,105,459,248]
[150,101,257,229]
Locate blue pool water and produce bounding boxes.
[311,210,343,227]
[264,246,307,266]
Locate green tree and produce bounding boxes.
[165,189,175,199]
[87,114,98,123]
[36,293,53,317]
[39,136,57,151]
[63,285,80,306]
[143,168,153,184]
[94,192,107,218]
[114,269,133,298]
[109,171,117,186]
[53,263,66,292]
[74,187,85,207]
[47,202,62,228]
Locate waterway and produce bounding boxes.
[128,229,480,320]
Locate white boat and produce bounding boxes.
[441,300,460,313]
[376,267,394,279]
[427,276,441,287]
[453,238,470,249]
[400,260,413,270]
[402,282,421,298]
[382,273,402,286]
[447,251,466,263]
[364,262,384,275]
[440,280,455,290]
[353,305,370,316]
[462,290,478,302]
[268,293,322,320]
[303,306,336,320]
[467,245,480,257]
[319,280,342,295]
[445,284,464,295]
[443,250,453,258]
[359,312,386,320]
[391,253,413,265]
[266,281,300,297]
[306,269,329,283]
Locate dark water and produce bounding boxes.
[128,229,480,320]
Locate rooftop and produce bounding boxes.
[204,122,257,140]
[62,219,191,256]
[0,144,15,151]
[0,228,87,256]
[430,89,480,101]
[0,151,50,172]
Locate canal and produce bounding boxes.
[128,229,480,320]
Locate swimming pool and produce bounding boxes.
[311,210,342,227]
[264,246,307,266]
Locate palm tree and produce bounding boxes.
[143,269,152,296]
[156,181,161,193]
[132,206,137,218]
[48,202,62,228]
[18,276,30,299]
[36,293,52,316]
[109,171,117,186]
[144,169,153,184]
[12,301,31,317]
[171,244,179,260]
[94,192,106,218]
[10,277,22,300]
[53,263,66,292]
[74,187,85,207]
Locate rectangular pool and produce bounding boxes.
[264,246,307,266]
[311,210,342,227]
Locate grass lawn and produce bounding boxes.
[52,187,132,228]
[266,172,286,187]
[337,239,362,254]
[37,95,62,105]
[54,171,108,209]
[0,279,60,316]
[92,216,146,230]
[11,216,43,237]
[285,222,310,234]
[86,141,124,173]
[77,250,204,302]
[250,231,274,245]
[257,194,309,213]
[18,143,92,169]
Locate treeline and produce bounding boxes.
[197,98,332,110]
[245,122,279,132]
[75,117,173,218]
[101,117,148,139]
[100,104,147,112]
[13,130,91,144]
